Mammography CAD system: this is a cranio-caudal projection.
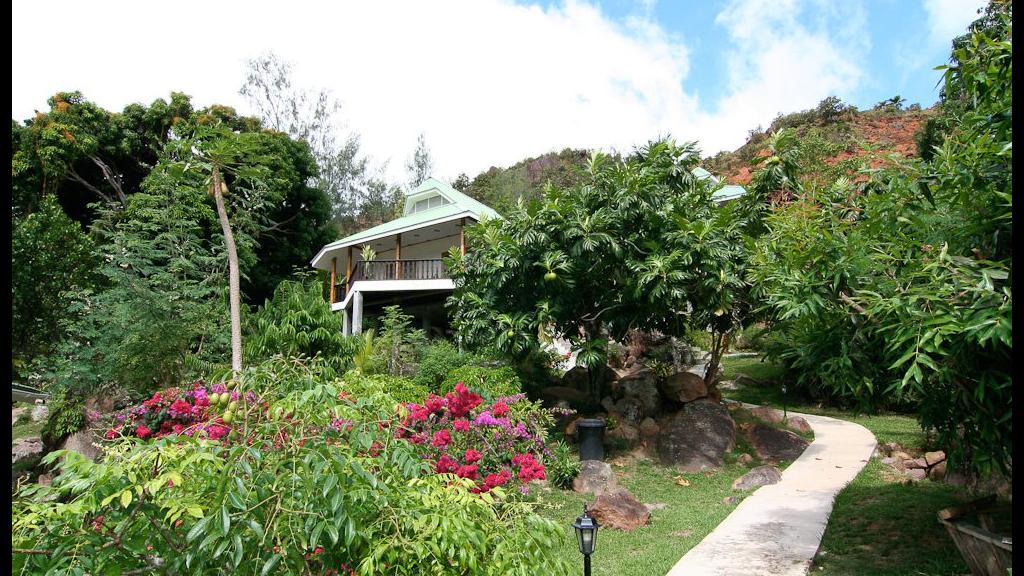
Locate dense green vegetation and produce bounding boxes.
[9,3,1010,573]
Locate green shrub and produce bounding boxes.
[441,365,522,400]
[40,388,84,449]
[371,305,427,377]
[733,324,770,351]
[683,327,712,350]
[413,340,478,392]
[545,441,581,490]
[341,370,430,407]
[244,278,356,371]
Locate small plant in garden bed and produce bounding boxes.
[396,382,570,495]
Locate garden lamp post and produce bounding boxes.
[573,503,599,576]
[781,383,788,420]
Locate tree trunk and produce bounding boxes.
[211,167,243,374]
[704,330,730,400]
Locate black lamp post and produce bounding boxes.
[573,503,599,576]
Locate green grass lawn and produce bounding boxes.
[720,355,971,576]
[533,451,762,576]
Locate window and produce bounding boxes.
[411,195,450,213]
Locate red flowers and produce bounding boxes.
[464,448,482,463]
[512,453,546,482]
[445,383,482,418]
[436,454,458,473]
[431,429,452,448]
[398,385,552,496]
[455,464,479,480]
[135,425,152,439]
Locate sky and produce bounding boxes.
[11,0,987,184]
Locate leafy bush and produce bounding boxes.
[340,371,430,408]
[40,388,85,449]
[413,340,479,392]
[750,11,1012,476]
[545,441,580,490]
[11,195,98,375]
[245,278,357,371]
[13,357,573,575]
[441,365,523,400]
[372,305,427,376]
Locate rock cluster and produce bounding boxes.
[571,460,651,530]
[877,443,948,481]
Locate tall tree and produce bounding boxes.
[406,132,434,190]
[240,53,369,222]
[11,91,192,221]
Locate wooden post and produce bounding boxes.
[460,218,466,256]
[395,233,402,279]
[330,257,337,303]
[346,246,353,293]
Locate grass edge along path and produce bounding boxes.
[720,355,973,576]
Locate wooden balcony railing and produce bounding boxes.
[333,259,449,303]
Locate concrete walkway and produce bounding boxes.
[665,409,877,576]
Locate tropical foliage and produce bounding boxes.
[12,358,572,575]
[749,7,1011,475]
[448,139,758,399]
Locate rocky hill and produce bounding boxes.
[458,98,935,207]
[703,98,936,188]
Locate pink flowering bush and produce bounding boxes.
[104,380,257,441]
[396,382,563,494]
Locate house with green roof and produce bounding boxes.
[310,177,500,337]
[311,170,743,337]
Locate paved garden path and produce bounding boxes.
[665,409,877,576]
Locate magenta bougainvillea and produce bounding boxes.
[105,381,255,441]
[396,382,557,494]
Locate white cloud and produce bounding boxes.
[694,0,870,153]
[10,0,870,182]
[922,0,986,46]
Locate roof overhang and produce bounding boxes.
[310,210,481,270]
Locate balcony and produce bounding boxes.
[333,259,450,303]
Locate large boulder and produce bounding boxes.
[746,424,809,465]
[656,400,736,471]
[608,423,639,444]
[612,397,645,425]
[60,430,103,462]
[660,371,708,404]
[573,460,618,495]
[619,374,661,418]
[639,417,660,439]
[12,437,44,466]
[750,406,784,424]
[589,487,651,530]
[732,465,783,491]
[561,366,592,392]
[786,416,813,434]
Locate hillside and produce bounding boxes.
[458,98,935,208]
[704,99,936,188]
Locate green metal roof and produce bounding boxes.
[405,178,500,220]
[712,184,747,202]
